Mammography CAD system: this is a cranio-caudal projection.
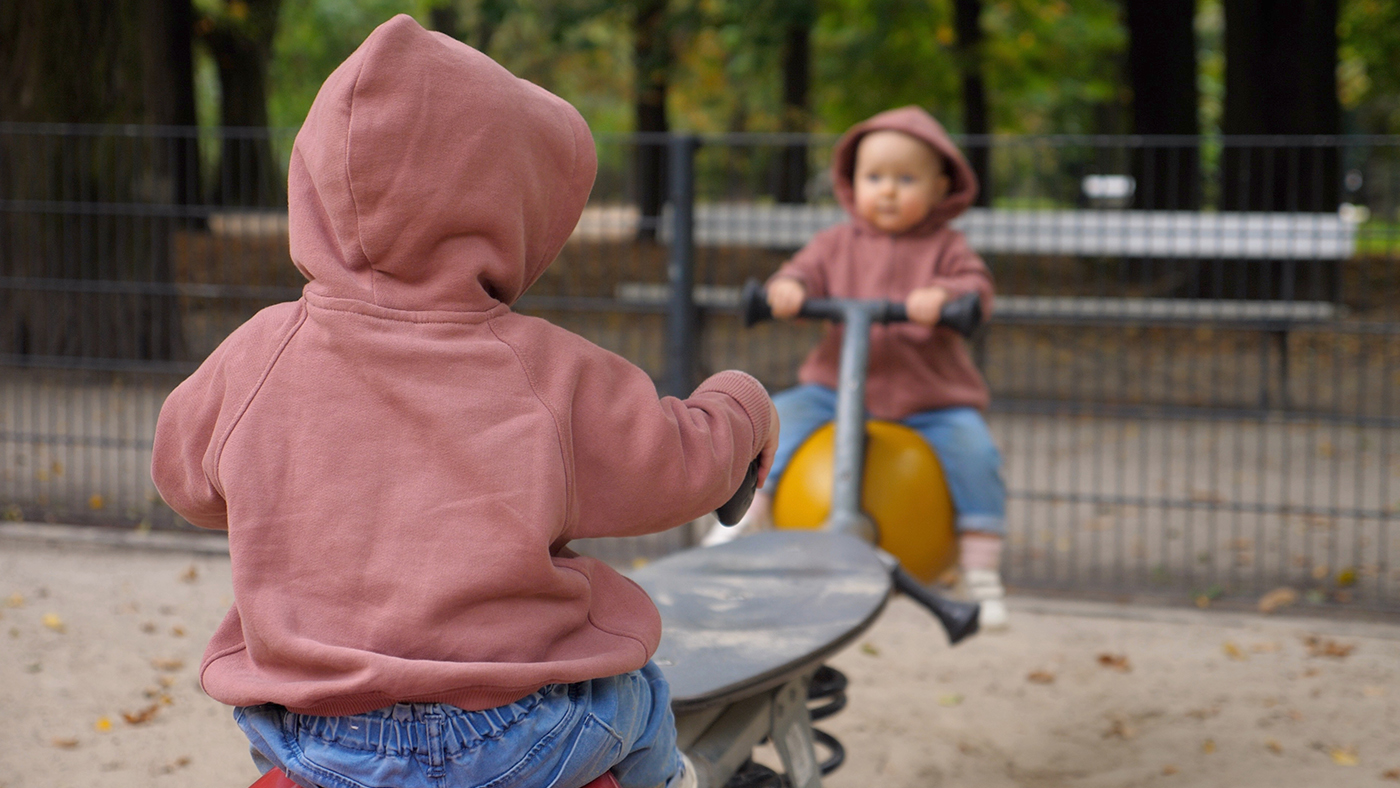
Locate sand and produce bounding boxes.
[2,527,1397,788]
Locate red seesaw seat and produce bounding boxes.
[251,767,621,788]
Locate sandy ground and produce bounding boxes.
[2,527,1399,788]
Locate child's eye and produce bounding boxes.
[899,175,916,184]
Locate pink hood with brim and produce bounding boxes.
[289,14,596,312]
[831,105,979,234]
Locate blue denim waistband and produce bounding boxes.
[291,685,560,757]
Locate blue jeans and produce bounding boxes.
[235,662,681,788]
[768,384,1006,535]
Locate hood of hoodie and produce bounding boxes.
[287,15,597,312]
[831,106,978,235]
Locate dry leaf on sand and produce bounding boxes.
[1097,653,1131,672]
[1027,670,1056,684]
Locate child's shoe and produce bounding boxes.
[668,752,698,788]
[963,568,1009,631]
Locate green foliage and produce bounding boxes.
[265,0,427,129]
[1339,0,1400,133]
[244,0,1395,141]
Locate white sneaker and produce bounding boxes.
[963,568,1010,631]
[667,752,698,788]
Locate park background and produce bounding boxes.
[4,0,1400,612]
[6,2,1400,786]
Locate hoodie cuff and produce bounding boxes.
[693,370,773,459]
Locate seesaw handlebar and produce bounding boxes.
[739,279,983,338]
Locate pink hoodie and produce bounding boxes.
[772,106,994,418]
[151,15,771,717]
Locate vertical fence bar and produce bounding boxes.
[665,134,699,397]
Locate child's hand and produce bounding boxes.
[767,278,806,319]
[756,399,781,488]
[905,285,949,327]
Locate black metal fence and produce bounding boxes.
[3,124,1399,613]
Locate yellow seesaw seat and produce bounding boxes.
[772,421,957,584]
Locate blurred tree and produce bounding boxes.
[953,0,990,206]
[775,0,816,204]
[1338,0,1400,134]
[1221,0,1340,212]
[1124,0,1199,209]
[195,0,285,206]
[0,0,193,361]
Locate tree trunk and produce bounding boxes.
[954,0,991,207]
[0,0,192,362]
[199,0,283,208]
[1222,0,1340,212]
[633,0,670,242]
[1125,0,1200,209]
[774,4,812,204]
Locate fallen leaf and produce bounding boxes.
[1258,587,1298,614]
[1331,746,1359,766]
[938,693,963,707]
[157,756,193,774]
[179,565,199,583]
[1288,709,1304,721]
[158,675,176,688]
[1103,716,1136,739]
[170,625,185,637]
[1382,768,1400,781]
[1027,670,1056,684]
[51,737,80,749]
[150,658,184,672]
[1223,641,1248,661]
[1161,765,1178,776]
[1336,567,1357,587]
[41,613,65,633]
[140,621,157,634]
[1097,653,1131,672]
[859,642,880,656]
[1202,739,1216,754]
[94,717,112,732]
[1195,595,1212,609]
[6,593,23,608]
[122,704,160,725]
[1302,635,1355,659]
[1186,707,1220,720]
[1266,739,1283,754]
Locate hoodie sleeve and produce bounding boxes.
[768,226,842,299]
[151,304,305,530]
[926,231,995,320]
[500,321,772,541]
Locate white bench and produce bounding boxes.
[654,204,1359,260]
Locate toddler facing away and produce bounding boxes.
[705,106,1010,630]
[151,16,777,788]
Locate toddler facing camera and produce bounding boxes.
[705,106,1009,630]
[152,15,778,788]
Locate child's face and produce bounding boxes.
[852,130,950,235]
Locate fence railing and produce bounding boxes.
[3,125,1398,613]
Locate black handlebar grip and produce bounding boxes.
[938,292,983,338]
[891,565,980,644]
[740,279,773,327]
[714,458,761,526]
[740,278,981,337]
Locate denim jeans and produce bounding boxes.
[235,662,681,788]
[768,384,1006,535]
